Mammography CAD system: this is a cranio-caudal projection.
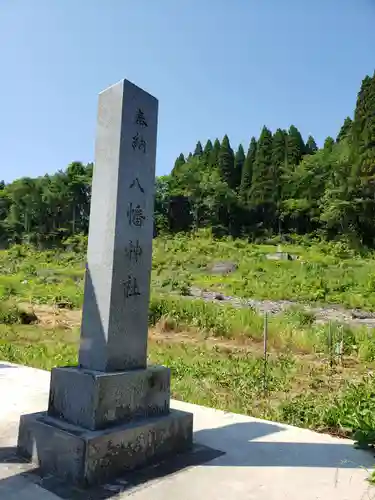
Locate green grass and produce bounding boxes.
[149,295,375,360]
[153,230,375,310]
[0,244,85,307]
[1,320,375,439]
[2,236,375,359]
[2,235,375,442]
[0,324,77,370]
[2,291,373,360]
[3,231,375,309]
[152,341,375,437]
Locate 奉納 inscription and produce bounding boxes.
[135,108,148,128]
[132,132,146,153]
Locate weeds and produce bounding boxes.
[153,230,375,310]
[280,375,375,435]
[3,233,375,310]
[0,320,373,440]
[0,302,37,325]
[149,295,375,360]
[2,235,375,443]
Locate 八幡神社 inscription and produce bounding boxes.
[127,203,145,227]
[129,178,145,193]
[123,275,141,298]
[125,239,143,263]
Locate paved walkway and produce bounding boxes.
[0,361,374,499]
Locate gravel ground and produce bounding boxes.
[188,287,375,329]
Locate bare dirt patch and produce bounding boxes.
[19,303,82,329]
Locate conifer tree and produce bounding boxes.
[336,117,353,143]
[270,128,288,232]
[271,129,287,169]
[324,136,335,152]
[249,126,273,210]
[350,72,375,244]
[193,141,203,157]
[218,135,235,187]
[171,153,186,175]
[287,125,305,165]
[306,135,318,154]
[210,138,221,167]
[352,74,375,176]
[233,144,245,190]
[240,137,257,201]
[203,139,213,163]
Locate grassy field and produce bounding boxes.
[153,230,375,310]
[3,229,375,309]
[2,314,375,442]
[2,232,375,445]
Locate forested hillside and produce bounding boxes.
[1,71,375,248]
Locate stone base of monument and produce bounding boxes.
[47,365,172,429]
[16,365,193,487]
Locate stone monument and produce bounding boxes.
[17,79,193,487]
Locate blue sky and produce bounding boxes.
[1,0,374,183]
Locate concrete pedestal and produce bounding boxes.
[48,365,171,430]
[17,366,193,487]
[17,409,193,487]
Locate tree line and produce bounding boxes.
[1,70,375,248]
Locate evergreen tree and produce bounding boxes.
[171,153,186,176]
[249,126,274,216]
[233,144,245,190]
[202,139,213,163]
[240,137,257,200]
[271,129,287,169]
[352,73,375,176]
[218,135,235,187]
[287,125,305,165]
[361,73,375,173]
[324,136,335,152]
[336,117,353,143]
[154,176,172,234]
[193,141,203,157]
[0,187,10,226]
[306,135,318,154]
[352,76,372,151]
[210,138,221,166]
[351,72,375,244]
[66,162,90,235]
[271,129,287,212]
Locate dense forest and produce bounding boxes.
[1,71,375,249]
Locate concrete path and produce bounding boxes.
[0,362,374,499]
